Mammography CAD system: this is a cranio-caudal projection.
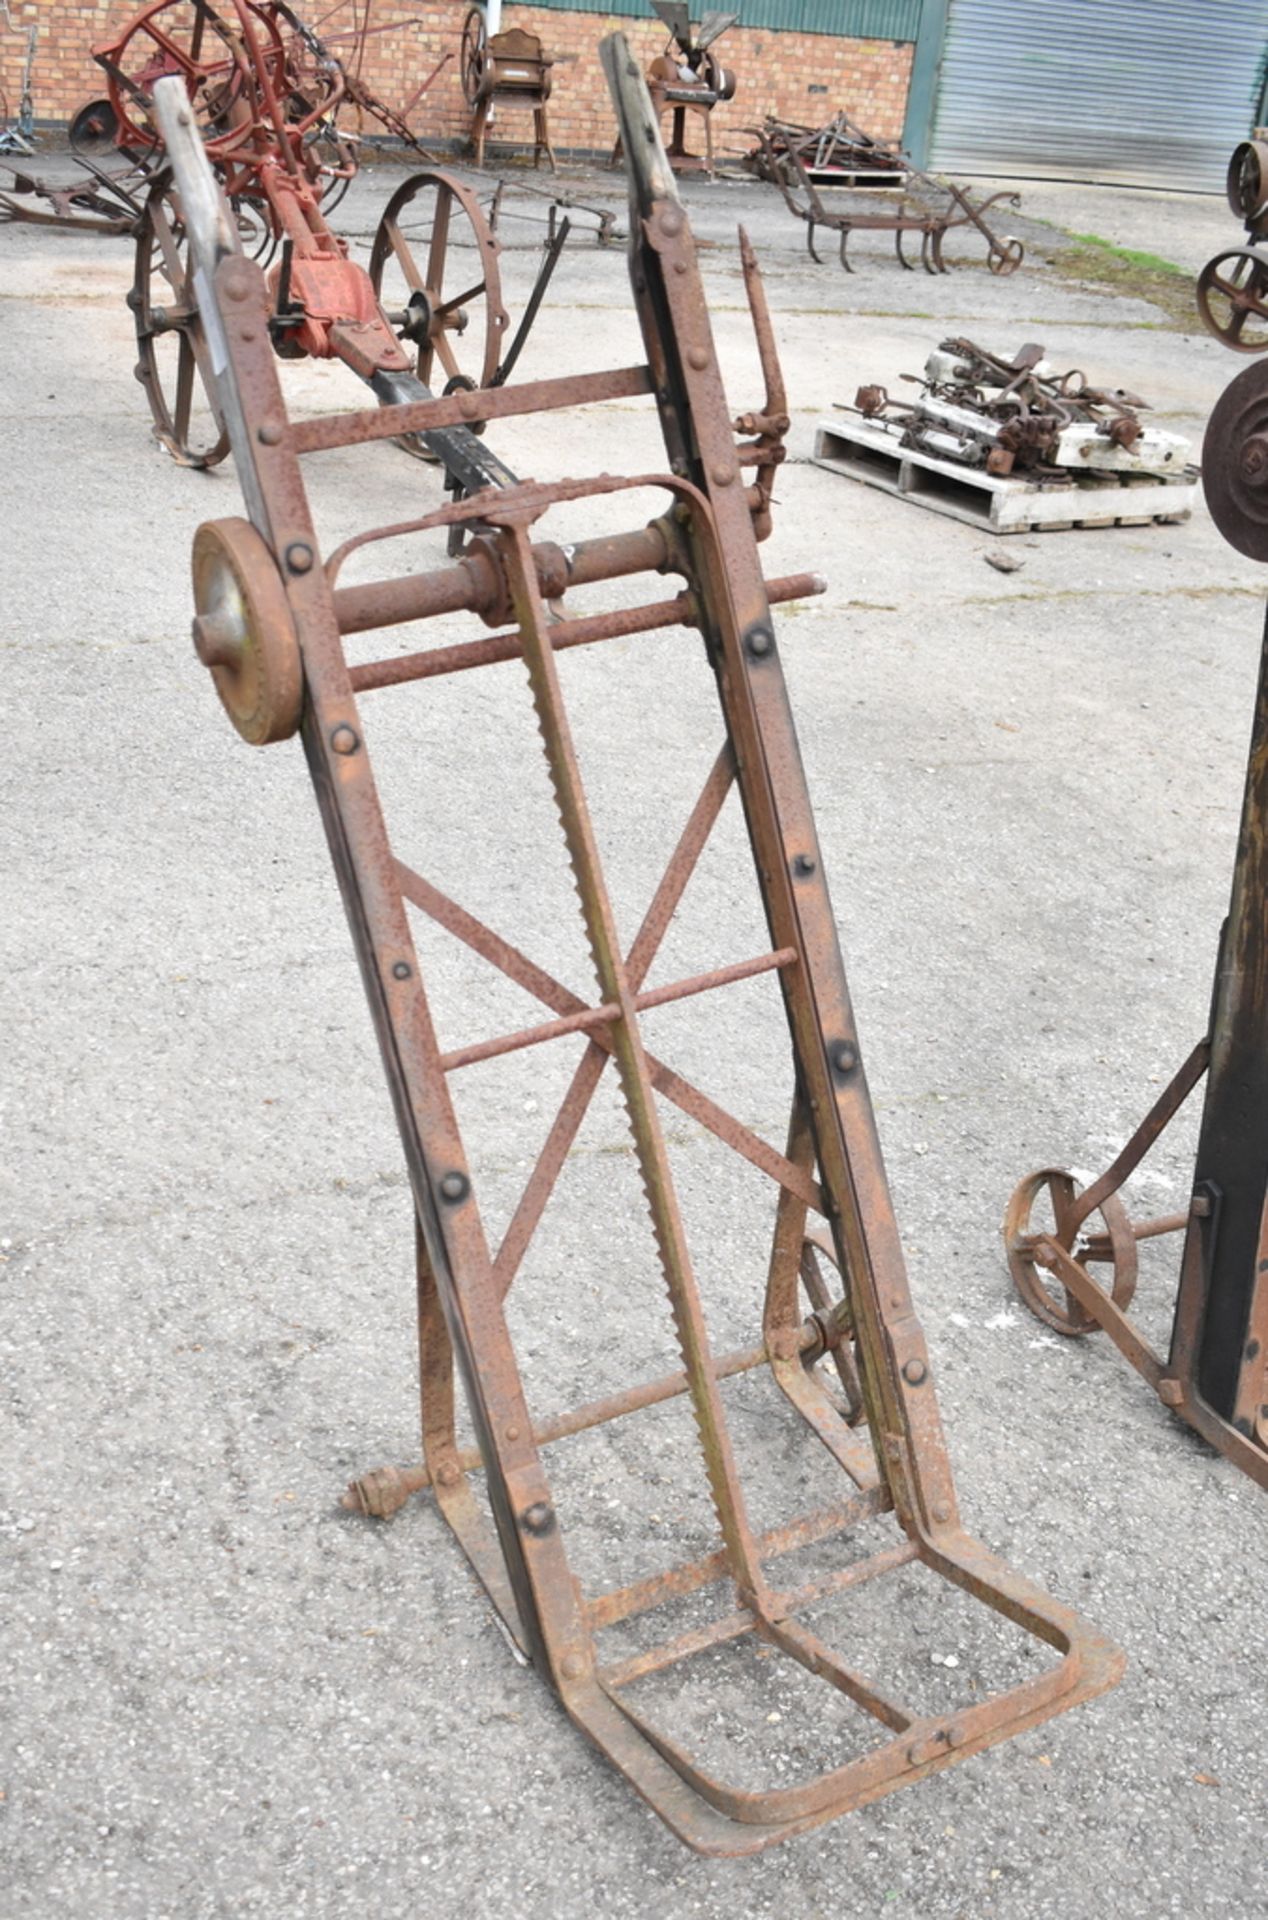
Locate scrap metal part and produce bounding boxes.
[1002,358,1268,1489]
[151,38,1120,1854]
[847,337,1188,482]
[0,154,152,234]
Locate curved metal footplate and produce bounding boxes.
[565,1532,1122,1854]
[155,48,1120,1854]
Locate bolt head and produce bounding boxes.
[902,1358,927,1386]
[439,1171,468,1203]
[1242,433,1268,487]
[330,725,359,757]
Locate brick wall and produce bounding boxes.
[1,1,913,159]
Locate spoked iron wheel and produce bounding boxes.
[988,237,1025,276]
[1197,247,1268,352]
[102,0,286,157]
[798,1230,865,1423]
[460,6,487,107]
[130,178,229,468]
[1004,1167,1138,1338]
[369,169,509,394]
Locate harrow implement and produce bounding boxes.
[151,37,1120,1854]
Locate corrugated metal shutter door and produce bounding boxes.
[930,0,1268,189]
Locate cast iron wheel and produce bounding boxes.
[190,517,303,746]
[130,178,229,468]
[1004,1167,1138,1338]
[460,7,487,106]
[988,237,1024,276]
[102,0,287,158]
[1202,356,1268,561]
[369,169,508,391]
[1197,247,1268,353]
[798,1229,865,1424]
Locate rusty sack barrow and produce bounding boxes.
[1004,364,1268,1492]
[151,42,1120,1855]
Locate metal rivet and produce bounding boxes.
[746,625,774,658]
[504,1424,520,1443]
[793,852,816,876]
[223,265,250,301]
[439,1171,468,1203]
[712,464,736,487]
[239,327,258,343]
[830,1040,858,1076]
[436,1461,460,1487]
[903,1358,927,1386]
[660,208,684,236]
[947,1722,968,1749]
[285,541,314,575]
[521,1501,554,1536]
[560,1651,585,1679]
[391,961,411,981]
[457,390,479,417]
[673,259,688,275]
[257,420,284,446]
[686,346,709,370]
[932,1500,951,1523]
[330,725,358,756]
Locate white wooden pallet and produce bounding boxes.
[813,416,1198,534]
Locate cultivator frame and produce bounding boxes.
[1003,364,1268,1491]
[748,118,1023,277]
[153,40,1119,1853]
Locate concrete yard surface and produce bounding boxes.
[2,152,1267,1918]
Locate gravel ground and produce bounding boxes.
[2,143,1266,1919]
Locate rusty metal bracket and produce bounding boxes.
[152,40,1120,1855]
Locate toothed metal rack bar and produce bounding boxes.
[152,48,1120,1857]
